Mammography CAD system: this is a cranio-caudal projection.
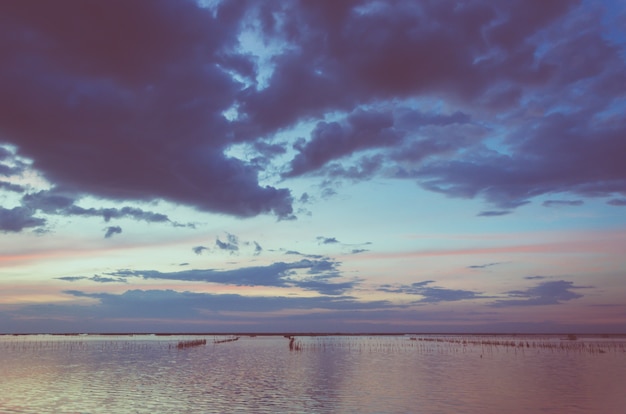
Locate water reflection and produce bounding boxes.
[1,334,625,413]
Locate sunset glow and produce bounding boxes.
[1,0,625,334]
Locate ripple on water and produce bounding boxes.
[1,335,626,413]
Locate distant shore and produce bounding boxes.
[2,332,625,338]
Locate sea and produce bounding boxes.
[1,334,625,413]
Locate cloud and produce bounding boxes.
[56,276,87,282]
[194,235,262,256]
[0,181,25,193]
[215,232,239,253]
[284,109,402,177]
[0,1,293,219]
[467,262,502,269]
[378,280,488,304]
[0,145,28,177]
[57,275,127,283]
[317,236,339,245]
[58,289,391,318]
[350,249,368,255]
[492,280,591,307]
[607,199,626,206]
[254,2,624,210]
[20,189,194,228]
[1,0,625,218]
[104,226,122,239]
[298,193,311,204]
[192,246,208,255]
[542,200,584,207]
[91,275,127,283]
[0,207,46,232]
[1,188,199,236]
[283,250,324,259]
[59,258,355,295]
[477,210,512,217]
[324,154,385,181]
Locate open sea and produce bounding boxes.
[1,334,625,413]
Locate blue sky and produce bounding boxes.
[1,0,626,333]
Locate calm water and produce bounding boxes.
[1,334,625,413]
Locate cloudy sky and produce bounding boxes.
[1,0,626,334]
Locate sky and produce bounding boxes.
[1,0,626,334]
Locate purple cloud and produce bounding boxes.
[492,280,591,307]
[378,280,489,304]
[284,109,402,177]
[607,199,626,206]
[215,232,239,253]
[467,262,503,269]
[59,258,354,295]
[104,226,122,239]
[477,210,512,217]
[0,207,46,232]
[1,0,625,219]
[192,246,208,255]
[0,1,292,219]
[0,181,25,193]
[543,200,584,207]
[317,236,340,245]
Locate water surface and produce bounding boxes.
[1,334,624,413]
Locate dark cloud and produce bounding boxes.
[192,246,208,255]
[194,236,261,257]
[298,193,311,204]
[253,141,288,159]
[492,280,591,307]
[0,181,25,193]
[215,232,239,253]
[283,250,324,259]
[524,276,548,280]
[60,258,354,295]
[91,275,127,283]
[284,109,402,177]
[0,0,292,219]
[257,1,624,210]
[57,274,127,283]
[56,276,86,282]
[350,249,368,255]
[238,1,506,136]
[295,280,356,296]
[477,210,512,217]
[607,198,626,206]
[320,187,337,199]
[395,110,472,129]
[1,0,624,217]
[20,189,194,228]
[0,146,12,162]
[378,280,489,304]
[317,236,339,245]
[324,154,385,181]
[0,146,28,177]
[104,226,122,239]
[542,200,584,207]
[0,206,45,232]
[59,289,390,317]
[467,262,502,269]
[9,294,625,333]
[248,141,288,169]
